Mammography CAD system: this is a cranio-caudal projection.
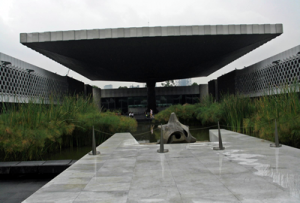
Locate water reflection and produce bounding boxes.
[43,146,92,160]
[254,164,300,198]
[150,125,154,134]
[223,150,300,199]
[275,148,279,172]
[219,153,223,176]
[159,154,166,179]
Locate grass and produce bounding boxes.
[0,95,137,161]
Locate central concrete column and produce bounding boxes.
[147,81,158,114]
[199,84,208,102]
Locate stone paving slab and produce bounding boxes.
[23,131,300,202]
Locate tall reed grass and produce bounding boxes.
[0,95,137,161]
[194,96,222,126]
[251,84,300,147]
[221,93,255,133]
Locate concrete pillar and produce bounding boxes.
[147,81,158,113]
[92,87,101,110]
[199,84,208,102]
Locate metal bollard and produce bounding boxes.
[213,121,225,150]
[89,126,100,155]
[270,119,282,148]
[157,124,169,153]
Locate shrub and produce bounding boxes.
[154,104,197,124]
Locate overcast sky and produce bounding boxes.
[0,0,299,88]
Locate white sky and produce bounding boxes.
[0,0,299,88]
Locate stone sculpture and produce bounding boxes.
[158,112,196,144]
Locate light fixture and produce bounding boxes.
[1,61,11,66]
[272,60,281,65]
[26,69,35,73]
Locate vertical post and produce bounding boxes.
[92,126,96,155]
[89,126,100,155]
[270,119,282,147]
[213,121,225,150]
[218,121,224,150]
[157,124,169,153]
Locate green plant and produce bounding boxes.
[252,83,300,147]
[0,94,137,161]
[194,95,222,125]
[154,104,197,124]
[220,93,255,133]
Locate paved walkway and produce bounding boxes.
[23,130,300,202]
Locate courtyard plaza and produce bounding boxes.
[23,129,300,203]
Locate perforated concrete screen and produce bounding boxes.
[0,52,68,102]
[0,62,67,98]
[235,45,300,96]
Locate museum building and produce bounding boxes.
[1,25,299,113]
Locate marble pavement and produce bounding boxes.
[23,130,300,202]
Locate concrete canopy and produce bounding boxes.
[20,24,282,83]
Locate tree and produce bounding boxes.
[161,80,176,87]
[191,82,198,86]
[118,86,128,89]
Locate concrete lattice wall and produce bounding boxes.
[0,52,93,104]
[209,45,300,99]
[236,45,300,97]
[0,52,68,103]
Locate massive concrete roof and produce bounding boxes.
[20,24,283,83]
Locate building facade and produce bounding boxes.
[0,52,91,104]
[2,44,299,114]
[101,85,208,113]
[209,45,300,99]
[0,52,68,103]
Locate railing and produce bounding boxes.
[88,119,282,155]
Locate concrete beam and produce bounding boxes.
[20,24,283,43]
